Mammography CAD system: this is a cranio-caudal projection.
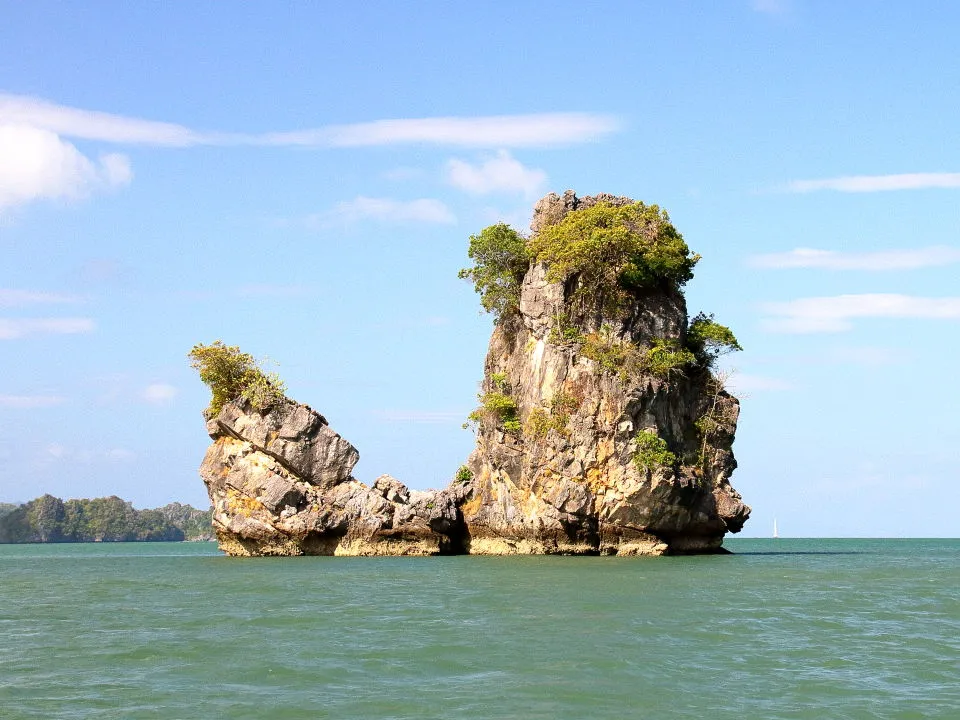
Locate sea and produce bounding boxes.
[1,538,957,719]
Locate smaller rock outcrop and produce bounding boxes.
[200,397,465,556]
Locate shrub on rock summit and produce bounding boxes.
[188,341,286,415]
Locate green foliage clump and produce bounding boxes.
[645,339,696,378]
[188,341,287,416]
[522,408,564,439]
[468,391,521,434]
[527,202,699,308]
[694,370,737,473]
[550,391,578,415]
[454,465,473,484]
[489,372,511,393]
[687,312,743,367]
[564,325,694,381]
[458,223,529,322]
[633,431,677,473]
[524,390,577,439]
[580,327,644,378]
[548,312,585,345]
[524,408,551,438]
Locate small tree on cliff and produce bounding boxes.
[458,223,529,321]
[686,313,743,368]
[188,341,286,415]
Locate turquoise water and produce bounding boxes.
[1,539,958,719]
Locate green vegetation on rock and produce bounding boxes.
[468,391,521,434]
[458,223,529,322]
[528,201,699,306]
[633,431,677,472]
[0,495,213,543]
[188,340,287,416]
[460,203,700,323]
[645,339,697,378]
[460,197,740,386]
[686,312,743,367]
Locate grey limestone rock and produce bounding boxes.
[199,190,750,557]
[200,399,459,556]
[460,191,751,554]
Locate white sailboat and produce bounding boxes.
[773,518,779,539]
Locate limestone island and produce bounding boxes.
[193,191,751,557]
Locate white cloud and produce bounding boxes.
[0,317,95,339]
[761,294,960,333]
[0,289,82,307]
[0,125,132,210]
[321,196,456,225]
[786,173,960,193]
[447,150,547,197]
[1,94,620,149]
[141,383,178,405]
[749,246,960,270]
[0,93,203,146]
[373,410,465,424]
[0,394,66,409]
[264,113,620,149]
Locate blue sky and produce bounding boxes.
[1,1,958,537]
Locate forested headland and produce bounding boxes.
[0,495,213,543]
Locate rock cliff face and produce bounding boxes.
[198,190,750,556]
[200,398,465,556]
[460,191,749,555]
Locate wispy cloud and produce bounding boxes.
[373,410,465,424]
[141,383,178,405]
[264,113,619,148]
[1,94,620,149]
[761,294,960,333]
[0,317,95,340]
[447,150,546,197]
[316,196,456,226]
[749,246,960,270]
[0,394,66,409]
[0,125,132,210]
[0,289,83,307]
[786,173,960,193]
[0,94,204,146]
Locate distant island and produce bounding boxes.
[0,495,213,543]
